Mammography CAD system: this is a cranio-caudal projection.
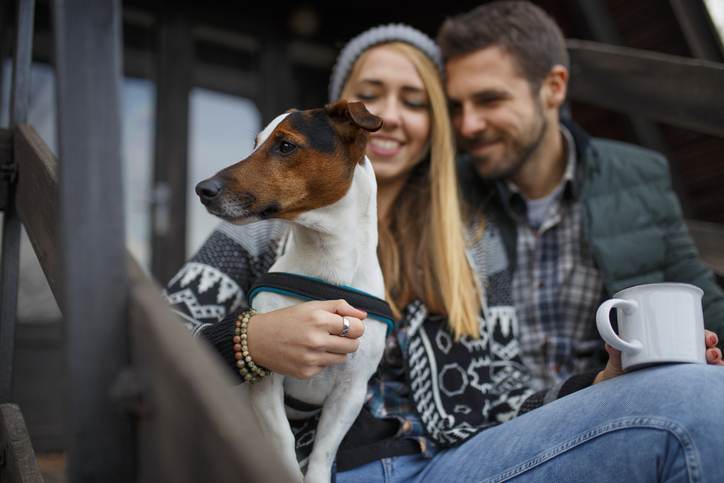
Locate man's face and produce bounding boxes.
[446,46,548,180]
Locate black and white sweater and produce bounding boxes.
[164,220,597,468]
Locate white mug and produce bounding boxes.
[596,283,706,371]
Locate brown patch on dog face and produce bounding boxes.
[201,102,382,222]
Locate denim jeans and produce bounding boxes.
[336,364,724,482]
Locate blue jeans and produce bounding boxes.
[337,364,724,482]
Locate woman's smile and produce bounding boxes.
[368,136,404,157]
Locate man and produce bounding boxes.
[437,0,724,389]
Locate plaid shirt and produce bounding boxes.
[500,128,605,390]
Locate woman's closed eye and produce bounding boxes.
[356,94,429,111]
[402,96,429,110]
[355,91,378,102]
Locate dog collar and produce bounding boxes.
[248,272,395,336]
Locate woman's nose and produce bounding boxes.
[375,99,402,129]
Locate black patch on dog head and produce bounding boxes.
[287,110,337,155]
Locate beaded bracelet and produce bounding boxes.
[233,308,271,383]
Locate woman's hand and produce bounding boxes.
[594,329,724,384]
[593,344,623,384]
[245,300,367,379]
[705,330,724,365]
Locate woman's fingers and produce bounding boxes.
[316,352,349,367]
[604,343,623,371]
[703,331,724,364]
[324,335,360,354]
[333,316,365,339]
[315,298,368,320]
[313,310,365,339]
[707,347,723,364]
[705,330,719,348]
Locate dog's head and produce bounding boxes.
[195,100,382,223]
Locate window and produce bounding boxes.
[703,0,724,49]
[187,88,261,255]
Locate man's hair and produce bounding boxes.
[437,1,569,91]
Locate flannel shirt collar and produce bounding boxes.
[496,126,578,221]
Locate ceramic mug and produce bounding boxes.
[596,283,706,371]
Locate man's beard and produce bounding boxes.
[462,108,548,181]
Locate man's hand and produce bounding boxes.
[594,329,724,384]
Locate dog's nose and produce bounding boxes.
[196,178,223,203]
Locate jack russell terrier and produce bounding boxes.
[195,101,390,483]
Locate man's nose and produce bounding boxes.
[458,107,486,138]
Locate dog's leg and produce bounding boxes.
[303,378,368,483]
[249,374,304,482]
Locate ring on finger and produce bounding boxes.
[340,317,351,337]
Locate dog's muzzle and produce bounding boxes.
[195,177,256,219]
[195,177,223,206]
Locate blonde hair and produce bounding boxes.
[341,42,483,340]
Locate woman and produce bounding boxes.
[165,24,724,481]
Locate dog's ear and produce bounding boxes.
[325,100,382,133]
[285,107,299,114]
[347,102,382,132]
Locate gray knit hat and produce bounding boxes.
[328,23,444,102]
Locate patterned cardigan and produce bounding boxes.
[164,220,597,462]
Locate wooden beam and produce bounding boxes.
[567,39,724,138]
[0,404,43,483]
[14,124,60,299]
[52,0,134,480]
[32,29,260,99]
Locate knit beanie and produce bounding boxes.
[328,23,443,102]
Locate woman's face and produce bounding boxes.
[343,45,432,185]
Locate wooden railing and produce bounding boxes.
[2,3,724,482]
[11,123,293,482]
[0,404,42,483]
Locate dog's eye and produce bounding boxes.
[277,141,297,155]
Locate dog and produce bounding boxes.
[195,101,388,482]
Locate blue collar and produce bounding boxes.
[248,272,395,336]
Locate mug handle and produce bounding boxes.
[596,299,643,353]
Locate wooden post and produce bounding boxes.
[151,6,192,284]
[0,404,43,483]
[0,0,34,404]
[52,0,135,480]
[259,38,297,124]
